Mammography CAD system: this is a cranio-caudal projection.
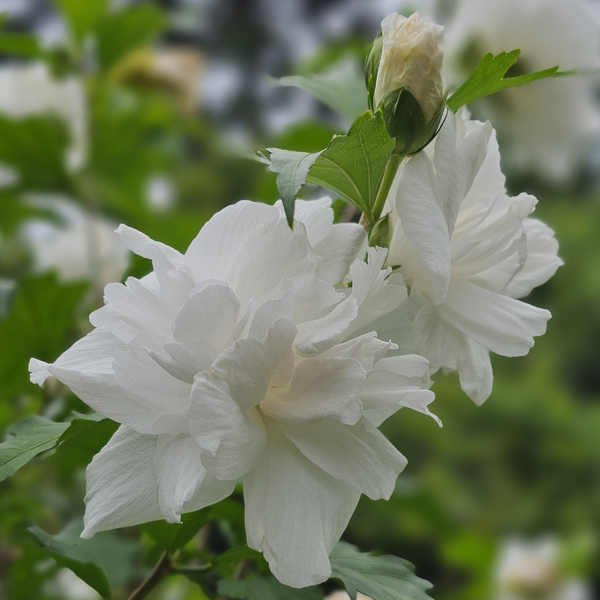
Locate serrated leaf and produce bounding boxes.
[143,507,211,553]
[307,110,394,216]
[217,576,323,600]
[0,413,105,482]
[330,542,433,600]
[29,525,111,599]
[274,59,368,122]
[212,545,263,567]
[446,49,560,112]
[266,148,322,226]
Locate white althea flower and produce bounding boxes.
[381,111,561,404]
[441,0,600,181]
[21,196,130,288]
[29,199,437,588]
[374,12,445,123]
[0,62,87,172]
[495,537,592,600]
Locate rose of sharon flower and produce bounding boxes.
[440,0,600,181]
[380,112,561,404]
[30,200,437,587]
[374,12,445,123]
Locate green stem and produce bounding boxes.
[127,551,171,600]
[370,152,404,226]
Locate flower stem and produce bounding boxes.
[370,152,404,226]
[127,550,171,600]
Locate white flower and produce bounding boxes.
[380,112,561,403]
[374,12,445,123]
[0,62,87,172]
[495,537,592,600]
[440,0,600,181]
[29,200,437,587]
[21,196,130,288]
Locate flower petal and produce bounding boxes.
[281,417,407,500]
[244,419,360,588]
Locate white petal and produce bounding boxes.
[395,151,451,304]
[244,419,360,588]
[438,278,551,357]
[313,223,366,286]
[261,356,366,425]
[281,417,407,500]
[281,197,334,247]
[172,280,240,351]
[189,374,267,481]
[82,426,162,538]
[153,435,235,523]
[184,201,316,307]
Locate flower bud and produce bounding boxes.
[366,13,446,155]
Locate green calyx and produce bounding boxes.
[380,87,446,156]
[365,33,383,112]
[368,214,391,249]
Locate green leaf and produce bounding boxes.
[0,33,42,58]
[212,545,263,567]
[266,148,322,226]
[58,0,109,45]
[446,49,560,112]
[329,542,434,600]
[95,5,167,71]
[274,59,368,122]
[0,273,88,396]
[0,278,16,318]
[0,115,72,192]
[143,508,211,553]
[28,525,111,599]
[0,413,105,482]
[307,110,394,216]
[217,576,323,600]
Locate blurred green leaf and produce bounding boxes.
[0,115,72,192]
[58,0,109,45]
[217,576,323,600]
[0,273,88,396]
[0,412,105,482]
[96,5,167,71]
[307,110,394,215]
[0,193,59,236]
[330,542,433,600]
[29,525,111,599]
[275,59,368,122]
[0,278,16,317]
[212,545,263,567]
[447,49,560,112]
[143,507,211,553]
[265,148,322,226]
[0,33,41,58]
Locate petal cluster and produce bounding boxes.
[382,112,561,403]
[30,199,436,587]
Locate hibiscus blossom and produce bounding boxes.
[381,111,561,403]
[30,200,436,587]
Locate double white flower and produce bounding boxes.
[380,112,561,403]
[30,199,437,587]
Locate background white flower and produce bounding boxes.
[30,200,436,588]
[21,196,130,288]
[440,0,600,182]
[380,112,561,403]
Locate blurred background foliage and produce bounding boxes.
[0,1,599,599]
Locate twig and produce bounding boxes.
[127,550,171,600]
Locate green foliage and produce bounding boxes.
[330,542,434,600]
[275,59,368,122]
[58,0,109,45]
[217,576,323,600]
[0,115,72,193]
[0,413,105,482]
[0,33,41,59]
[446,49,560,112]
[143,508,212,553]
[212,545,263,566]
[0,274,88,396]
[95,5,167,71]
[307,110,395,217]
[265,149,322,225]
[29,525,112,599]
